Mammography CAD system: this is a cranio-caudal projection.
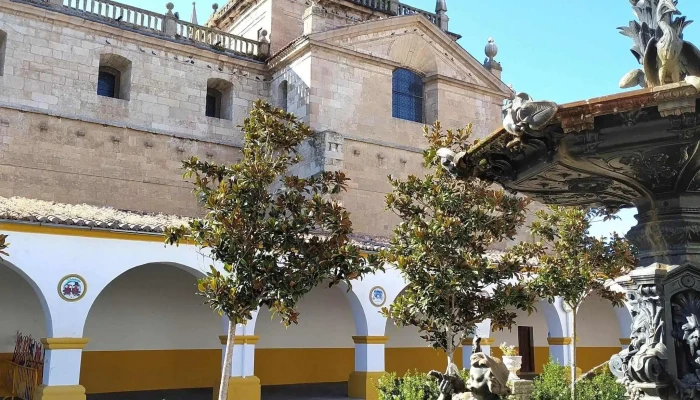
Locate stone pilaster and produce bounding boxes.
[34,338,89,400]
[348,336,388,400]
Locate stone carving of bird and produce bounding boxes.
[502,93,558,149]
[619,0,700,88]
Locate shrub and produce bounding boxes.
[531,360,571,400]
[532,359,625,400]
[376,369,469,400]
[577,369,625,400]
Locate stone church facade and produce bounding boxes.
[0,0,630,399]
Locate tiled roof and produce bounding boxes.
[0,197,390,251]
[0,197,518,258]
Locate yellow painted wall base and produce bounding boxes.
[34,385,86,400]
[212,376,261,400]
[576,347,621,374]
[348,371,383,400]
[491,347,549,374]
[256,348,353,385]
[80,349,220,393]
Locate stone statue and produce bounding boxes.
[672,291,700,395]
[619,0,700,88]
[430,353,511,400]
[502,93,558,149]
[467,353,512,400]
[473,336,482,354]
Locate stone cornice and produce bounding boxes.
[4,0,266,74]
[308,15,512,97]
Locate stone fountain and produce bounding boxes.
[440,1,700,399]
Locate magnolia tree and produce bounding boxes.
[166,101,375,400]
[519,206,636,399]
[379,122,540,375]
[0,234,8,259]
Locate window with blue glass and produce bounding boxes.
[392,68,424,123]
[97,69,117,98]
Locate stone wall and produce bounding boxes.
[0,107,239,216]
[305,46,506,236]
[0,1,269,146]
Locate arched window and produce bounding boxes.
[97,54,132,100]
[0,30,7,77]
[392,68,424,123]
[206,78,233,120]
[279,80,288,112]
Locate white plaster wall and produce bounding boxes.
[385,318,428,348]
[0,265,46,353]
[83,264,221,351]
[491,305,550,348]
[256,286,355,349]
[577,294,623,347]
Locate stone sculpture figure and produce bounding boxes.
[610,281,671,400]
[430,352,511,400]
[619,0,700,88]
[671,291,700,397]
[467,353,512,400]
[502,93,558,149]
[473,336,482,354]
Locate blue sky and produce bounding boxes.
[123,0,700,237]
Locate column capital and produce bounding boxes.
[41,338,89,350]
[462,337,495,346]
[352,336,389,345]
[547,337,572,345]
[219,335,260,345]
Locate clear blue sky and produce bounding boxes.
[124,0,700,237]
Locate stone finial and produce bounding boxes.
[436,0,447,12]
[259,29,270,56]
[212,3,218,12]
[484,37,502,76]
[165,2,174,15]
[436,0,448,31]
[485,37,498,60]
[190,2,198,25]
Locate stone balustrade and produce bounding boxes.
[45,0,267,58]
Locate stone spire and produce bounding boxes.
[190,2,198,25]
[436,0,448,31]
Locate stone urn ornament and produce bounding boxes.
[499,343,522,381]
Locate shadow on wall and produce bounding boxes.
[86,388,212,400]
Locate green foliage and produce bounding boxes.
[532,360,625,400]
[0,234,8,259]
[379,121,540,364]
[376,369,468,400]
[521,206,636,310]
[531,360,571,400]
[165,100,376,326]
[577,370,626,400]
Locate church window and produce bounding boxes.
[0,30,7,76]
[279,80,288,112]
[392,68,424,123]
[97,54,132,100]
[206,78,233,120]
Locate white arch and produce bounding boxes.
[0,258,52,338]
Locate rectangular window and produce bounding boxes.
[392,68,424,123]
[0,30,6,77]
[97,70,117,98]
[206,93,219,118]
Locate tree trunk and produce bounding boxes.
[218,319,236,400]
[571,308,577,400]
